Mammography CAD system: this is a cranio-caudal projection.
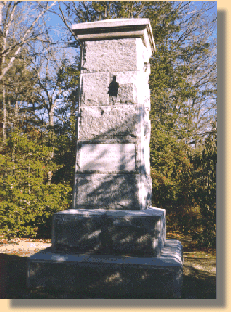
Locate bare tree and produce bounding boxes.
[0,1,57,144]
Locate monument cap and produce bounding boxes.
[72,18,156,53]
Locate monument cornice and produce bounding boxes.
[72,18,156,53]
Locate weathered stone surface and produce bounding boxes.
[80,72,110,106]
[100,208,166,256]
[136,75,150,107]
[117,83,134,104]
[72,18,156,54]
[80,71,150,107]
[74,173,139,209]
[72,20,153,210]
[136,36,153,71]
[73,173,152,210]
[139,110,151,176]
[27,239,182,298]
[78,143,135,172]
[78,105,141,140]
[81,39,138,73]
[140,174,152,207]
[51,209,105,253]
[51,208,165,256]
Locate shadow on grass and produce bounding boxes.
[0,253,28,299]
[182,265,216,299]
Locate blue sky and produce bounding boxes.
[43,1,217,61]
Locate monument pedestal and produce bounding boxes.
[27,239,183,299]
[51,207,166,257]
[27,19,183,298]
[27,207,183,298]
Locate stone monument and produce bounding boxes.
[27,19,183,299]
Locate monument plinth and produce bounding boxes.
[27,19,183,299]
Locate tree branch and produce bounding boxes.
[0,1,57,81]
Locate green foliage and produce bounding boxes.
[0,128,72,239]
[188,135,217,248]
[150,124,216,248]
[52,128,76,187]
[150,124,192,209]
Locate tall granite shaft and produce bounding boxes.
[72,19,155,210]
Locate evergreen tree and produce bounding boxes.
[0,127,71,239]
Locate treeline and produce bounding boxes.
[0,2,217,248]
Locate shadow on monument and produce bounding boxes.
[73,113,151,211]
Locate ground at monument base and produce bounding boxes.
[0,234,216,299]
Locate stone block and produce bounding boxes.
[100,208,166,257]
[113,70,150,106]
[80,72,110,106]
[117,83,134,104]
[51,209,105,253]
[108,71,137,104]
[81,39,138,73]
[78,105,151,141]
[73,173,151,210]
[141,174,152,206]
[78,143,136,172]
[51,208,165,256]
[136,36,153,71]
[78,105,141,140]
[74,173,139,210]
[80,71,150,107]
[27,239,183,298]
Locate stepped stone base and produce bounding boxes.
[27,240,183,299]
[52,207,166,257]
